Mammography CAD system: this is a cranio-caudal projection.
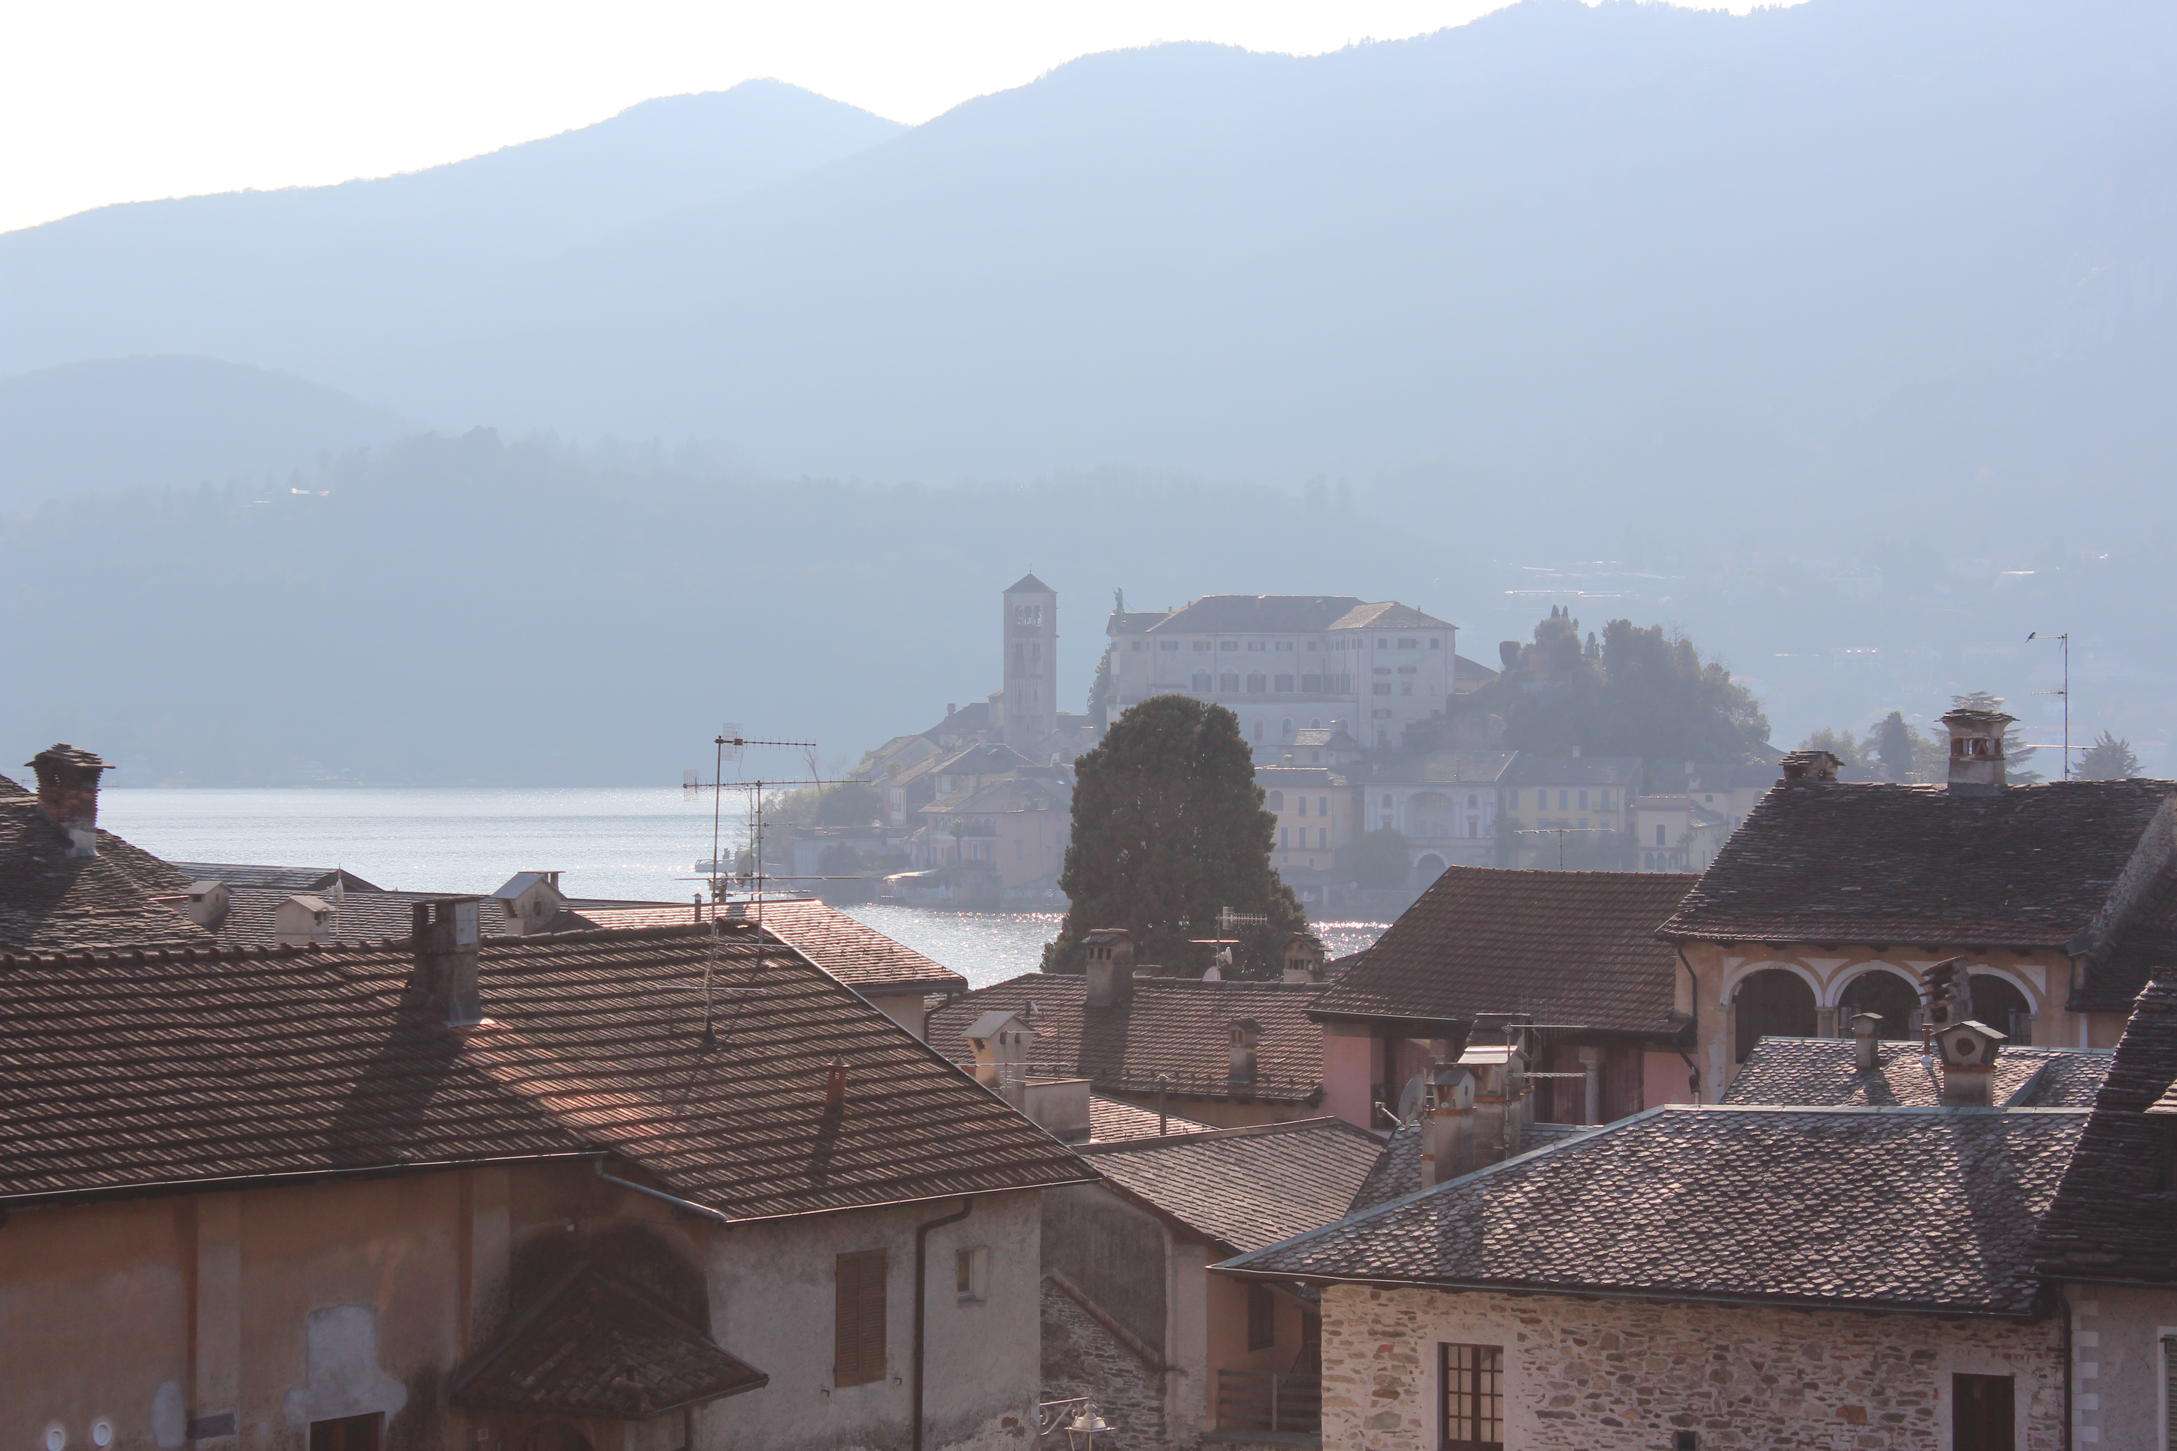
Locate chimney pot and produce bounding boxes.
[1227,1019,1262,1084]
[1848,1011,1883,1071]
[1419,1063,1478,1190]
[1779,750,1842,786]
[824,1058,847,1110]
[1083,928,1136,1008]
[1939,708,2014,794]
[27,744,111,857]
[1935,1020,2005,1107]
[407,897,483,1027]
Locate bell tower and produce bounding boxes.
[1002,573,1058,754]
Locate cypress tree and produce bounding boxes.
[1045,695,1307,979]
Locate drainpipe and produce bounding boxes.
[913,1197,974,1451]
[1674,946,1703,1103]
[2057,1289,2074,1451]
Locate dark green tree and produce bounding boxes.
[1045,694,1307,979]
[1869,711,1916,781]
[1951,692,2041,784]
[2075,731,2142,780]
[1086,650,1113,727]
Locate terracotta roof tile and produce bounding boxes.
[1724,1038,2112,1109]
[1312,867,1694,1032]
[1084,1118,1385,1253]
[1088,1094,1215,1141]
[1225,1105,2085,1317]
[569,900,965,994]
[0,924,1088,1218]
[1661,779,2177,949]
[928,973,1326,1102]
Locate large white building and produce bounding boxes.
[1104,595,1457,750]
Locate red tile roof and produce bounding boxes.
[928,972,1326,1102]
[1082,1118,1385,1253]
[1311,867,1695,1033]
[568,900,965,994]
[0,924,1088,1217]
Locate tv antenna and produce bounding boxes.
[681,727,870,930]
[2026,632,2071,778]
[1511,825,1613,869]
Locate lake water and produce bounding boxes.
[99,787,1384,987]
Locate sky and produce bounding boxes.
[1,0,1777,235]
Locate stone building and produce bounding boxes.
[1001,573,1059,754]
[1042,1119,1383,1448]
[1310,867,1698,1128]
[1358,750,1515,885]
[928,946,1329,1128]
[1221,1044,2084,1451]
[1659,710,2177,1097]
[0,913,1089,1450]
[1494,753,1642,868]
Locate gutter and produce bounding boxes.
[913,1197,973,1451]
[595,1158,733,1225]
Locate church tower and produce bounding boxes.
[1002,574,1058,754]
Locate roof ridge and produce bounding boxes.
[1081,1115,1366,1153]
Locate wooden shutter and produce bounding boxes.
[1951,1373,2015,1451]
[835,1249,888,1386]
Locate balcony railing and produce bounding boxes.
[1216,1369,1322,1437]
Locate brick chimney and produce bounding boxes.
[1778,749,1841,786]
[1849,1011,1883,1071]
[407,898,483,1027]
[1419,1062,1478,1190]
[1083,928,1136,1008]
[28,744,111,857]
[1934,1019,2005,1106]
[1227,1019,1263,1085]
[1940,709,2014,795]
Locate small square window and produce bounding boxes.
[956,1246,989,1303]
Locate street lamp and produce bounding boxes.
[1065,1405,1112,1450]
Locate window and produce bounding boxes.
[1306,640,1319,651]
[1440,1343,1503,1450]
[1951,1373,2014,1450]
[1193,641,1212,652]
[1220,673,1239,692]
[1316,827,1328,848]
[1317,796,1329,815]
[1160,640,1179,651]
[1247,673,1266,693]
[1280,827,1290,848]
[1557,790,1569,811]
[1297,796,1309,817]
[1374,684,1392,695]
[1220,640,1239,651]
[1376,638,1388,649]
[1656,824,1667,846]
[1431,637,1443,648]
[1275,674,1294,693]
[1277,640,1294,651]
[1578,790,1589,811]
[1192,672,1212,691]
[956,1246,988,1304]
[310,1417,382,1451]
[1247,1283,1277,1351]
[1128,641,1143,652]
[1598,790,1612,811]
[1398,637,1418,649]
[1013,604,1043,625]
[835,1249,888,1386]
[1248,640,1266,651]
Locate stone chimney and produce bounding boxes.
[407,898,483,1027]
[1227,1019,1263,1085]
[1083,928,1136,1008]
[1849,1011,1883,1071]
[28,744,111,857]
[1778,749,1841,786]
[962,1010,1034,1088]
[1940,709,2014,795]
[1419,1062,1478,1190]
[1934,1019,2005,1107]
[274,894,337,946]
[183,880,233,931]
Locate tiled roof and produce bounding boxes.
[1088,1094,1215,1141]
[1660,779,2177,949]
[1083,1118,1384,1253]
[1725,1038,2112,1109]
[1289,729,1360,750]
[0,794,209,953]
[928,973,1326,1102]
[1224,1105,2085,1317]
[1452,654,1500,684]
[0,924,1089,1217]
[1311,867,1694,1032]
[923,776,1070,816]
[170,862,385,893]
[1500,754,1644,788]
[1006,572,1054,594]
[1325,602,1452,631]
[567,900,965,995]
[928,741,1041,778]
[1347,1119,1596,1214]
[1147,596,1368,635]
[451,1262,768,1417]
[2033,980,2177,1285]
[2076,874,2177,1011]
[210,886,518,947]
[1108,611,1172,635]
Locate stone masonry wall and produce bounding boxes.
[1041,1277,1175,1450]
[1320,1284,2067,1451]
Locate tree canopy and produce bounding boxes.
[1045,694,1307,979]
[2076,731,2142,781]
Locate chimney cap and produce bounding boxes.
[26,744,110,773]
[1939,707,2017,731]
[1847,1011,1883,1035]
[1779,750,1842,785]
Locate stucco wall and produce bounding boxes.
[699,1189,1044,1451]
[2065,1281,2177,1449]
[1320,1027,1381,1129]
[1319,1283,2067,1451]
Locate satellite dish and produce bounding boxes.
[1395,1073,1425,1124]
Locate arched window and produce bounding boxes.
[1281,718,1294,739]
[1191,672,1211,691]
[1970,974,2034,1044]
[1247,672,1267,694]
[1839,971,1921,1041]
[1219,672,1239,692]
[1734,969,1816,1062]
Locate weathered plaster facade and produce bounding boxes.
[1318,1283,2066,1451]
[2059,1282,2177,1450]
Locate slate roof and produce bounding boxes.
[1346,1118,1596,1215]
[928,973,1326,1102]
[1088,1094,1216,1141]
[567,900,965,996]
[1147,596,1369,635]
[170,862,385,893]
[1660,778,2177,950]
[0,792,209,953]
[1107,611,1171,636]
[451,1262,767,1418]
[1725,1038,2112,1109]
[1083,1118,1385,1253]
[210,886,519,947]
[2033,980,2177,1286]
[1223,1105,2086,1317]
[0,923,1090,1217]
[1312,867,1695,1033]
[2078,874,2177,1012]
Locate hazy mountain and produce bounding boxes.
[0,81,904,393]
[0,357,406,510]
